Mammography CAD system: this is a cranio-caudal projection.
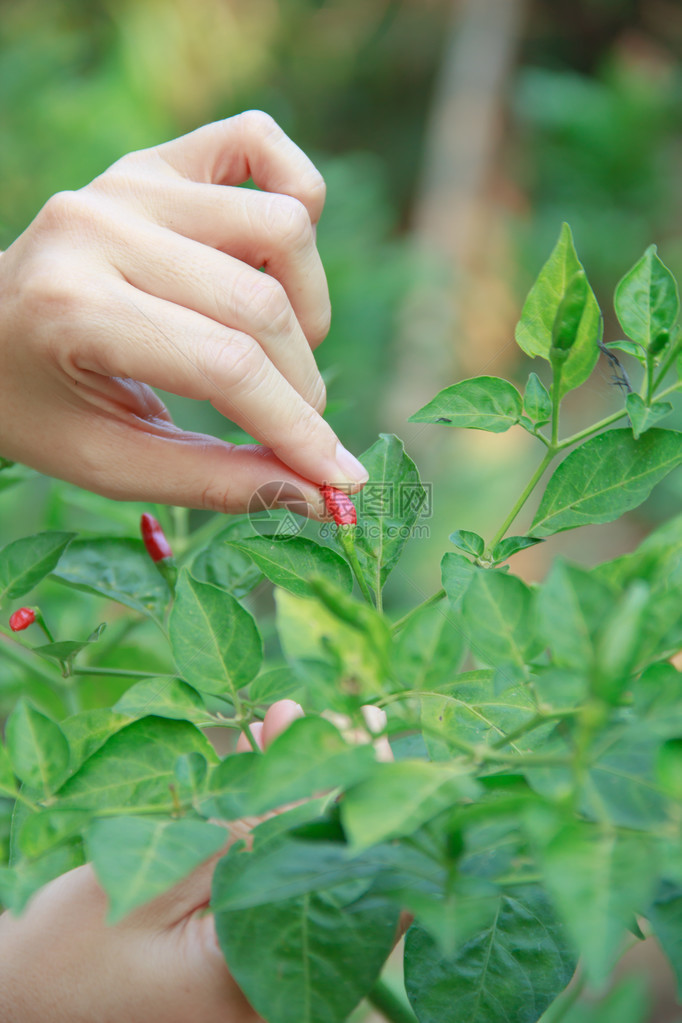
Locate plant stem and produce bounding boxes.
[652,341,682,393]
[391,589,446,634]
[71,666,164,679]
[367,979,418,1023]
[0,632,65,688]
[556,408,627,450]
[488,449,555,550]
[491,708,581,750]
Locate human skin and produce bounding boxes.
[0,111,368,516]
[0,701,392,1022]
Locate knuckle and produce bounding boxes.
[207,336,261,392]
[35,190,95,232]
[268,195,312,249]
[241,273,290,335]
[18,258,81,322]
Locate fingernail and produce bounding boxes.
[335,443,369,485]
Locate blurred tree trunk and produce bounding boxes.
[387,0,527,434]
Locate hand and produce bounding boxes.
[0,111,368,515]
[0,700,391,1023]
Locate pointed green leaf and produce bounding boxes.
[409,376,523,432]
[523,372,552,424]
[615,244,680,348]
[515,223,601,395]
[536,561,615,670]
[87,816,228,923]
[52,538,170,621]
[225,536,351,597]
[169,571,262,698]
[32,623,107,667]
[626,393,673,439]
[421,679,537,759]
[605,339,647,364]
[0,531,74,605]
[540,824,656,986]
[0,741,17,798]
[341,761,479,850]
[197,752,260,820]
[491,535,544,564]
[5,701,70,795]
[249,666,302,705]
[463,569,537,669]
[114,676,211,725]
[18,808,91,858]
[394,600,466,690]
[441,552,477,612]
[216,888,399,1023]
[61,709,133,772]
[449,530,485,558]
[352,434,426,592]
[531,428,682,536]
[191,518,263,598]
[56,717,217,812]
[250,716,376,815]
[405,885,575,1023]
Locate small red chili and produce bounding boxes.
[140,513,173,562]
[320,486,357,526]
[9,608,36,632]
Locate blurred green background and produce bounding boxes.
[1,1,682,1016]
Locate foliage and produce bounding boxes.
[1,226,682,1021]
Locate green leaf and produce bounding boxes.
[113,676,211,725]
[615,244,680,349]
[605,339,647,364]
[226,536,352,597]
[18,808,91,858]
[523,372,552,424]
[5,701,70,795]
[52,538,170,622]
[169,571,262,699]
[421,680,537,760]
[174,751,209,802]
[647,882,682,1000]
[197,753,260,820]
[61,709,133,771]
[276,589,387,706]
[249,666,302,705]
[409,376,523,432]
[393,601,466,690]
[341,761,479,850]
[191,518,263,598]
[32,623,107,668]
[626,393,673,439]
[540,823,656,986]
[353,434,426,591]
[440,552,477,612]
[0,531,74,605]
[86,816,228,923]
[449,530,485,558]
[405,885,575,1023]
[531,428,682,536]
[657,738,682,799]
[249,716,377,815]
[536,561,615,670]
[212,834,382,912]
[515,223,601,395]
[462,570,538,670]
[0,843,84,914]
[491,535,544,564]
[543,976,649,1023]
[0,741,17,798]
[56,717,217,812]
[215,887,399,1023]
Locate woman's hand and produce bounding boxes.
[0,700,391,1023]
[0,111,368,515]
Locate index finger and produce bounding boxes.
[155,111,326,225]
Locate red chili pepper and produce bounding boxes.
[140,513,173,562]
[9,607,36,632]
[320,486,357,526]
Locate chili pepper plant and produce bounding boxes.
[1,224,682,1023]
